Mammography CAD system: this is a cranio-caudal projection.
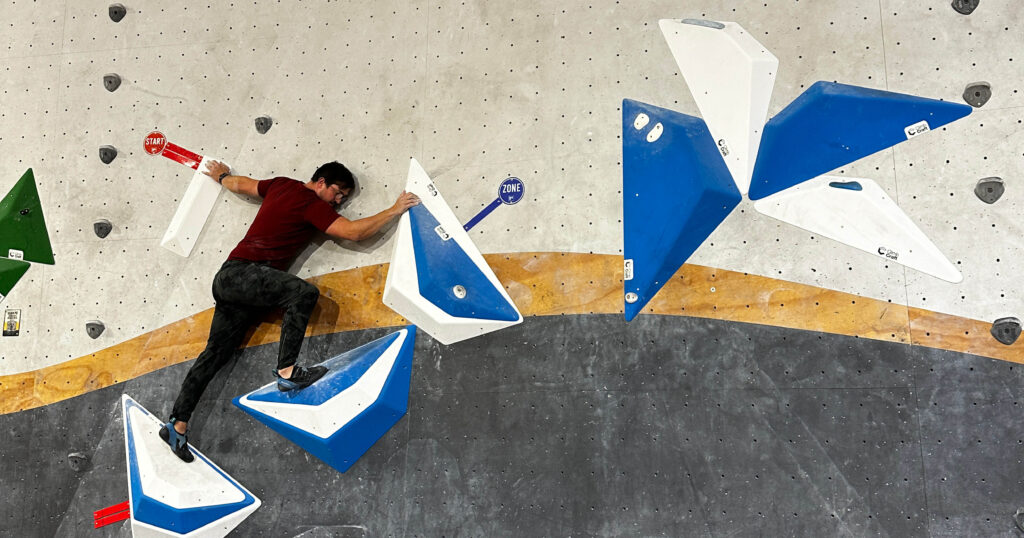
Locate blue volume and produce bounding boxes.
[408,205,519,322]
[622,99,741,321]
[749,81,972,200]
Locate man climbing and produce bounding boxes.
[160,159,419,462]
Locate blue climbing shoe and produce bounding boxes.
[159,422,194,463]
[276,365,328,392]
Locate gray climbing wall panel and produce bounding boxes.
[3,315,1024,536]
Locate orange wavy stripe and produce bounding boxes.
[1,253,1017,414]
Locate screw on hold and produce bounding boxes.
[974,177,1004,204]
[453,285,467,299]
[951,0,979,15]
[646,123,664,143]
[86,320,105,339]
[255,116,273,134]
[103,73,121,92]
[625,292,638,304]
[633,113,650,130]
[991,317,1021,346]
[962,81,991,108]
[68,452,91,472]
[94,219,113,239]
[99,145,118,164]
[19,208,30,216]
[108,3,126,22]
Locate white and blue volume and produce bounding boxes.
[121,394,261,538]
[233,327,417,473]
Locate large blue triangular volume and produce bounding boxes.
[121,395,260,537]
[622,99,741,321]
[408,205,519,322]
[233,327,416,473]
[748,81,972,200]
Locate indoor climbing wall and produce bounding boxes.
[1,1,1020,373]
[1,0,1023,536]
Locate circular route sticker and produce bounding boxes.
[143,131,167,155]
[498,177,525,205]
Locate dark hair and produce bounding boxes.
[311,161,355,191]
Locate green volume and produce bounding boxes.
[0,168,55,265]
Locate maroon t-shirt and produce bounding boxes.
[227,177,339,269]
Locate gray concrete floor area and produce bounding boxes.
[3,315,1023,537]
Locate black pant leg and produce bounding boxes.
[169,265,261,423]
[211,261,321,371]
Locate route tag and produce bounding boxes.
[3,309,21,336]
[8,249,24,260]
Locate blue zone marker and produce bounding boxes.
[464,177,525,231]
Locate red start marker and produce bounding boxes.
[144,131,167,155]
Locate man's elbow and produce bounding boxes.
[328,228,365,242]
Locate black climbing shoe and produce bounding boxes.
[276,365,328,392]
[159,422,195,463]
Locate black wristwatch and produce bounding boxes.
[218,172,230,183]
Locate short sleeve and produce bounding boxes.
[257,177,283,197]
[305,201,340,232]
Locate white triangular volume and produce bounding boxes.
[160,157,226,257]
[121,395,260,538]
[659,19,778,195]
[383,158,523,345]
[753,176,962,282]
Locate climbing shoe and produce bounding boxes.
[159,422,195,463]
[276,365,328,392]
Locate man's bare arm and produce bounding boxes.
[202,160,261,198]
[326,191,420,241]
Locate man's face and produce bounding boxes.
[318,179,351,207]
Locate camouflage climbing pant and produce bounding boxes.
[170,259,320,422]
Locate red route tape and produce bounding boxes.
[93,500,129,519]
[160,142,204,170]
[93,500,130,528]
[93,510,130,528]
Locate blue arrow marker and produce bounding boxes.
[464,177,525,231]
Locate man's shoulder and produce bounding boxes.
[262,176,306,196]
[266,176,303,186]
